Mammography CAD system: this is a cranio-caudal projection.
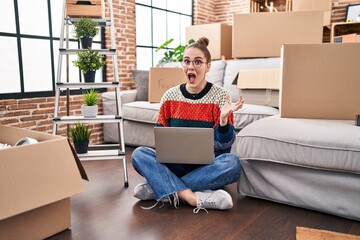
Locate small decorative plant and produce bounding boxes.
[83,88,99,106]
[73,49,105,82]
[73,17,99,39]
[81,88,99,117]
[72,17,99,49]
[156,38,195,66]
[69,122,92,154]
[70,122,91,142]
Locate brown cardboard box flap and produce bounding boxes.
[0,125,85,220]
[67,138,89,181]
[237,69,280,90]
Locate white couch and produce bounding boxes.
[102,58,360,221]
[233,115,360,221]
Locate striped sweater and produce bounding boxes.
[156,82,236,156]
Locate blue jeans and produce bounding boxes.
[132,146,241,201]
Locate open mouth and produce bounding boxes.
[188,73,196,83]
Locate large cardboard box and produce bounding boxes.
[149,67,187,103]
[232,11,324,58]
[186,23,232,60]
[235,69,280,107]
[280,43,360,120]
[66,0,105,18]
[0,125,85,240]
[292,0,332,26]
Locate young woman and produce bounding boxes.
[132,37,244,213]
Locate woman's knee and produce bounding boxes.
[218,153,241,173]
[131,146,153,166]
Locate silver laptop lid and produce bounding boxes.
[154,127,214,164]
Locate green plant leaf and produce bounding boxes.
[83,88,99,106]
[69,122,91,141]
[72,17,99,39]
[156,38,196,66]
[72,49,105,74]
[156,38,174,52]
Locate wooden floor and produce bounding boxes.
[48,146,360,240]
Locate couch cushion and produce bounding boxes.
[206,60,226,87]
[123,102,277,130]
[223,58,281,102]
[233,104,279,130]
[132,70,149,101]
[235,115,360,174]
[122,101,160,123]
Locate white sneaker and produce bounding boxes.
[133,182,156,200]
[193,189,233,213]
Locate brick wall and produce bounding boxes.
[105,0,136,91]
[193,0,250,25]
[0,95,104,145]
[332,0,360,22]
[0,0,357,144]
[193,0,359,25]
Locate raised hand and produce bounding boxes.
[220,95,244,126]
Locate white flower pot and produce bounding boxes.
[81,105,98,118]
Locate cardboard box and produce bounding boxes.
[334,33,360,43]
[232,11,324,58]
[0,125,85,240]
[280,43,360,120]
[292,0,332,26]
[149,67,187,103]
[236,69,280,89]
[235,69,280,107]
[186,23,232,60]
[66,0,105,18]
[242,89,279,107]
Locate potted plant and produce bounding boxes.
[82,88,99,117]
[72,49,105,82]
[73,17,99,49]
[156,38,195,66]
[69,122,91,154]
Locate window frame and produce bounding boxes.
[0,0,105,100]
[135,0,193,70]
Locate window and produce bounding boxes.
[135,0,193,70]
[0,0,104,99]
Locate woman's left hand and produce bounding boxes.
[220,95,244,126]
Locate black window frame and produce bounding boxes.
[0,0,106,100]
[135,0,194,69]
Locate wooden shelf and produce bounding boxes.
[250,0,291,13]
[331,22,360,43]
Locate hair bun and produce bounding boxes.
[197,37,209,47]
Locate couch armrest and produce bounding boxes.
[102,89,137,115]
[120,89,137,104]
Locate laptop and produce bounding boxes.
[154,127,214,164]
